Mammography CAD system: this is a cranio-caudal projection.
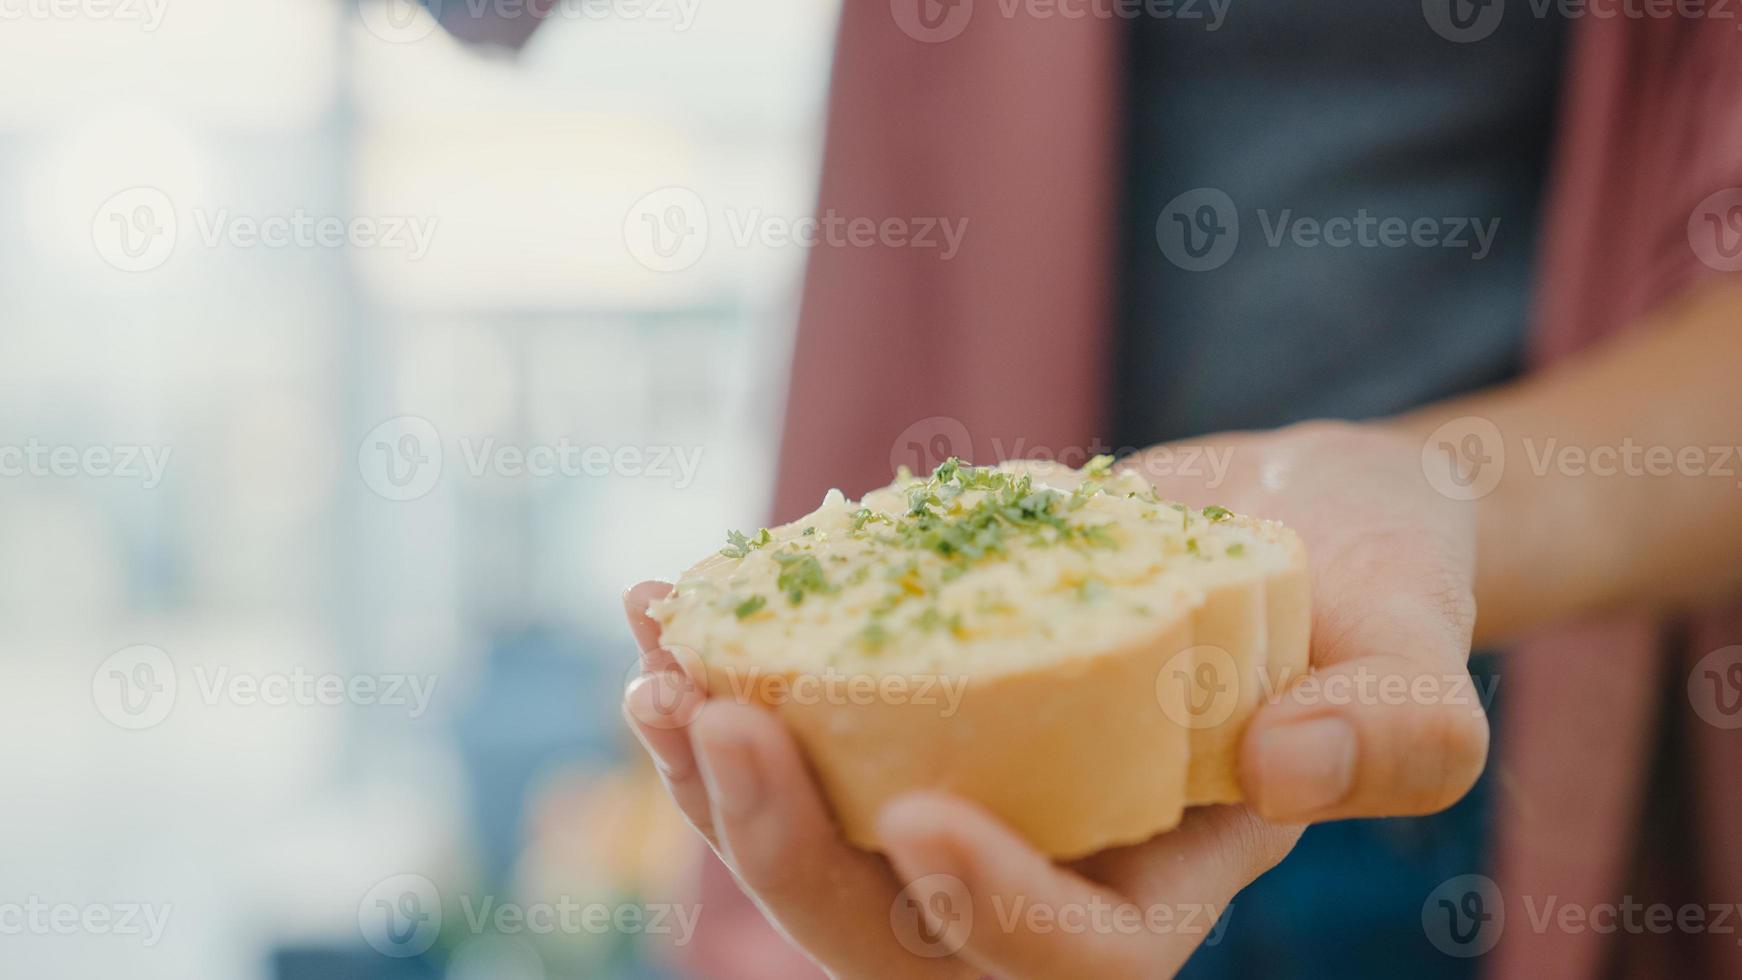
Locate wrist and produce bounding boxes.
[1377,410,1605,645]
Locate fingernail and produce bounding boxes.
[624,669,702,732]
[1251,716,1356,817]
[695,728,762,818]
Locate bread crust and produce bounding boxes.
[691,550,1310,859]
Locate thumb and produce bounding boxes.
[1240,594,1491,823]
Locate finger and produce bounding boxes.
[1242,655,1491,821]
[877,793,1159,980]
[622,580,677,669]
[1073,804,1300,905]
[623,672,716,847]
[691,702,974,980]
[1243,596,1490,822]
[623,580,707,684]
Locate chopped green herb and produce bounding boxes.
[1077,523,1118,550]
[1202,505,1233,523]
[913,606,963,633]
[1226,543,1245,557]
[733,595,767,619]
[882,558,918,582]
[773,551,833,604]
[1067,480,1102,511]
[907,486,940,517]
[859,621,889,652]
[1084,454,1115,478]
[720,527,772,559]
[741,459,1130,601]
[850,507,891,532]
[869,590,904,617]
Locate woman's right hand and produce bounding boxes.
[620,582,1299,980]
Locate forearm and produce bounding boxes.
[1390,278,1742,645]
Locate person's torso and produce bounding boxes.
[1112,5,1566,977]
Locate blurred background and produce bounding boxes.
[0,1,837,975]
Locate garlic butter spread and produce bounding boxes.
[650,457,1294,676]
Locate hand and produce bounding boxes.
[618,420,1488,978]
[1129,420,1489,823]
[623,580,1298,979]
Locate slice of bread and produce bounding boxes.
[648,457,1310,858]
